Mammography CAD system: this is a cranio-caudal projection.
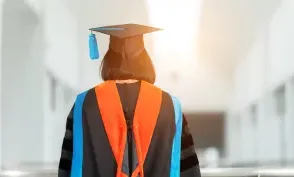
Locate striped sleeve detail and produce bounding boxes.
[180,115,201,177]
[58,105,74,177]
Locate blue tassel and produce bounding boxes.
[89,33,99,60]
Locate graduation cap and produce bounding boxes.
[88,23,162,60]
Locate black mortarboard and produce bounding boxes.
[88,23,162,60]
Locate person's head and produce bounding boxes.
[100,48,156,84]
[89,23,162,84]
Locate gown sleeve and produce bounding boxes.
[180,114,202,177]
[58,105,74,177]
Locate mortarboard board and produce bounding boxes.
[88,23,162,60]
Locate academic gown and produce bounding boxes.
[58,81,201,177]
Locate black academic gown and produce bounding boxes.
[58,81,201,177]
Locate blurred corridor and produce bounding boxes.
[1,0,294,176]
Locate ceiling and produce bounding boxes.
[197,0,283,78]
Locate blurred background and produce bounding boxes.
[0,0,294,173]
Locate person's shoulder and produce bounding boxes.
[152,83,182,105]
[147,83,170,97]
[72,86,100,110]
[74,84,101,103]
[76,87,94,98]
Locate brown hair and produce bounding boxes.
[100,49,156,84]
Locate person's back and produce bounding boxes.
[58,24,201,177]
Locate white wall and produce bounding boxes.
[0,0,77,167]
[43,0,81,90]
[0,0,3,170]
[227,0,294,165]
[42,0,82,164]
[1,0,45,168]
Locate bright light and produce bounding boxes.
[256,168,294,175]
[146,0,203,61]
[146,0,204,104]
[0,170,29,176]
